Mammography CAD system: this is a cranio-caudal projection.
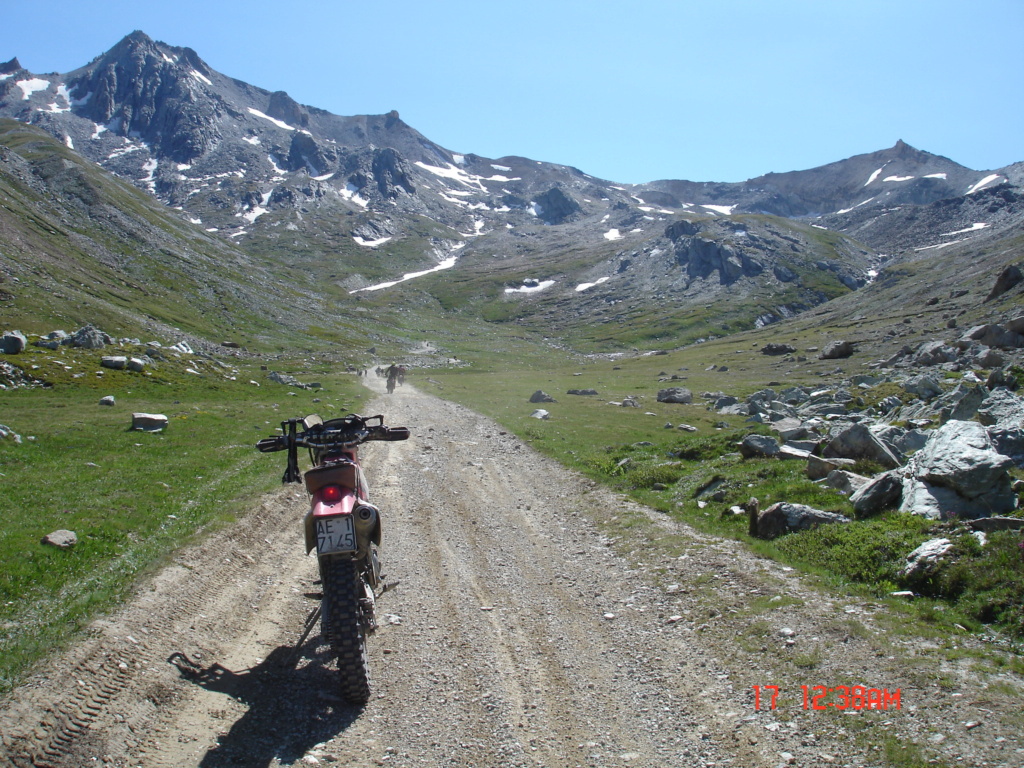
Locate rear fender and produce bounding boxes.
[304,486,357,555]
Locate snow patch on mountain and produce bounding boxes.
[576,277,610,292]
[16,78,50,99]
[505,279,555,294]
[966,174,1002,194]
[247,108,296,131]
[940,222,989,236]
[353,236,392,247]
[350,249,463,293]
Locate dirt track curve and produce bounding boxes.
[1,377,1021,768]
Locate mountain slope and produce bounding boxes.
[1,31,1021,357]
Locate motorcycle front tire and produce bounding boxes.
[319,555,372,704]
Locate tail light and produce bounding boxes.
[321,484,343,503]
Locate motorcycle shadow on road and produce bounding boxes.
[168,644,362,768]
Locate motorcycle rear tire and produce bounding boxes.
[319,555,372,704]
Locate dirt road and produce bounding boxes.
[1,379,1021,767]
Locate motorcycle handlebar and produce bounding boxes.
[255,415,410,452]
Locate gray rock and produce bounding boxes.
[0,330,27,354]
[987,426,1024,466]
[968,516,1024,533]
[762,343,796,356]
[823,423,901,469]
[529,390,556,403]
[127,357,146,372]
[806,454,857,481]
[657,387,693,404]
[754,502,850,539]
[903,374,942,400]
[738,434,780,458]
[960,324,1024,350]
[65,325,112,349]
[131,413,169,432]
[101,356,128,370]
[529,409,550,420]
[899,538,953,578]
[567,389,599,396]
[0,423,23,444]
[913,340,957,366]
[819,340,854,360]
[99,395,116,406]
[851,470,904,516]
[900,420,1015,519]
[977,388,1024,428]
[822,469,872,495]
[42,529,77,549]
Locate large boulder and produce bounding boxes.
[851,470,904,517]
[899,538,953,578]
[823,423,902,469]
[529,390,557,403]
[959,324,1024,350]
[738,434,780,458]
[0,330,27,354]
[657,387,693,404]
[754,502,850,539]
[899,420,1016,519]
[64,325,113,349]
[131,413,169,432]
[902,374,942,400]
[977,388,1024,428]
[819,340,854,360]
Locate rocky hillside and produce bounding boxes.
[1,31,1022,353]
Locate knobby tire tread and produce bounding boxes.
[320,555,371,704]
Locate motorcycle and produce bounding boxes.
[257,413,409,703]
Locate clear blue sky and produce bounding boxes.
[2,0,1021,183]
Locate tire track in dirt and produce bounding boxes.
[4,377,1019,767]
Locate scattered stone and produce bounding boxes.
[131,413,169,432]
[819,340,853,360]
[99,395,116,406]
[754,502,850,539]
[657,387,693,404]
[101,356,128,370]
[42,529,77,549]
[850,470,903,517]
[761,343,796,356]
[899,420,1015,519]
[806,455,857,481]
[567,389,599,396]
[738,434,780,459]
[822,469,871,495]
[900,538,953,578]
[529,390,556,403]
[529,409,550,420]
[823,423,901,469]
[0,330,27,354]
[985,264,1024,301]
[65,325,112,349]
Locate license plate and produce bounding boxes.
[315,515,356,555]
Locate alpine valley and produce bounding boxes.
[0,30,1022,358]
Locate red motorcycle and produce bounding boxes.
[257,413,409,703]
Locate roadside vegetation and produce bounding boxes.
[0,344,368,693]
[416,334,1024,648]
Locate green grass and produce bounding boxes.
[0,350,367,693]
[417,346,1024,645]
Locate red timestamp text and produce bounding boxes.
[752,685,901,711]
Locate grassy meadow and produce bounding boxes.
[0,343,369,692]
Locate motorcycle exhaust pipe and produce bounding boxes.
[353,503,378,528]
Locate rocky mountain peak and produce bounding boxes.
[267,91,309,128]
[0,57,21,75]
